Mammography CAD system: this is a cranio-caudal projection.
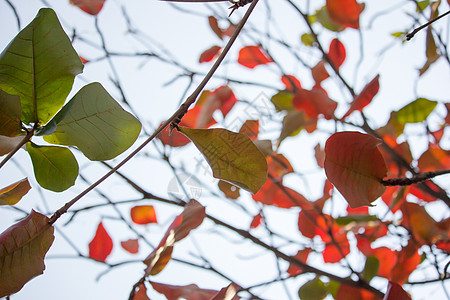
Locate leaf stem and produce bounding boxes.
[48,0,260,226]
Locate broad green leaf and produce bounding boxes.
[324,132,387,208]
[362,256,380,282]
[0,210,54,297]
[298,277,328,300]
[0,90,21,137]
[334,214,379,225]
[395,98,437,124]
[270,91,295,112]
[26,142,78,192]
[0,8,83,124]
[43,82,141,161]
[179,127,268,194]
[0,178,31,206]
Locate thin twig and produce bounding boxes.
[406,9,450,40]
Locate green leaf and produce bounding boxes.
[270,91,295,112]
[26,142,79,192]
[362,256,380,282]
[43,82,142,161]
[298,277,328,300]
[0,178,31,206]
[179,127,268,194]
[0,8,83,125]
[335,214,379,225]
[0,90,22,137]
[395,98,438,124]
[0,210,54,297]
[301,33,315,47]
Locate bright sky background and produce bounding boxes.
[1,0,450,299]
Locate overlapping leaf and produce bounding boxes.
[0,90,21,137]
[0,8,83,124]
[180,127,268,194]
[43,83,141,161]
[0,210,54,297]
[324,132,387,208]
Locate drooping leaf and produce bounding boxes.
[212,85,237,117]
[298,277,328,300]
[395,98,437,124]
[218,180,240,199]
[70,0,105,15]
[237,45,273,69]
[343,75,380,118]
[150,281,218,300]
[419,3,440,75]
[324,131,387,208]
[328,38,346,68]
[0,178,31,206]
[43,82,141,161]
[179,127,268,194]
[0,90,21,137]
[144,199,205,275]
[372,247,397,279]
[26,142,79,192]
[314,143,325,168]
[384,282,412,300]
[130,205,158,225]
[267,153,294,180]
[199,45,222,63]
[316,215,350,263]
[0,8,83,124]
[0,210,54,297]
[121,239,139,254]
[88,221,113,262]
[326,0,364,29]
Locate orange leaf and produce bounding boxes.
[253,180,310,209]
[343,75,380,118]
[324,131,387,208]
[326,0,364,29]
[239,120,259,141]
[287,248,311,276]
[121,239,139,254]
[384,282,411,300]
[130,205,158,225]
[150,281,218,300]
[237,45,273,69]
[315,215,350,263]
[372,247,396,278]
[418,144,450,172]
[70,0,105,15]
[293,88,337,120]
[328,38,346,68]
[208,16,223,39]
[199,45,222,63]
[281,75,302,91]
[390,240,421,283]
[88,222,113,262]
[267,153,294,180]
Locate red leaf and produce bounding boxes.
[373,247,397,278]
[130,205,158,225]
[390,240,421,283]
[343,75,380,118]
[199,45,222,63]
[293,88,337,120]
[121,239,139,254]
[326,0,364,29]
[239,120,259,141]
[70,0,105,15]
[324,131,387,208]
[88,222,113,262]
[328,38,346,68]
[212,85,237,117]
[314,143,325,168]
[298,209,319,239]
[281,75,302,91]
[208,16,223,39]
[287,248,311,276]
[315,215,350,263]
[384,282,411,300]
[346,205,368,215]
[418,144,450,172]
[250,213,263,229]
[150,281,218,300]
[253,180,310,209]
[381,186,406,213]
[237,45,273,69]
[311,60,330,85]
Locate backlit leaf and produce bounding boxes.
[277,111,317,147]
[26,142,79,192]
[130,205,158,225]
[0,210,54,297]
[239,120,259,141]
[287,248,311,276]
[328,38,346,68]
[88,222,113,262]
[298,277,328,300]
[384,282,411,300]
[121,239,139,254]
[324,131,387,208]
[0,178,31,206]
[253,180,310,209]
[395,98,437,124]
[281,75,302,91]
[293,88,337,120]
[311,60,330,85]
[70,0,105,15]
[271,91,295,112]
[418,144,450,172]
[0,8,83,124]
[199,45,222,63]
[0,90,21,137]
[343,75,380,118]
[326,0,364,29]
[390,240,421,283]
[237,45,273,69]
[315,6,344,32]
[43,82,141,161]
[180,127,268,194]
[150,281,218,300]
[362,256,379,282]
